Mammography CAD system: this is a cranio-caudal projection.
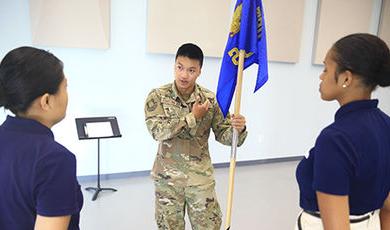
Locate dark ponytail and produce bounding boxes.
[0,46,64,114]
[331,33,390,89]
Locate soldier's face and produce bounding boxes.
[174,56,201,95]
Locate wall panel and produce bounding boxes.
[30,0,110,49]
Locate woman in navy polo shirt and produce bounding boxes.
[0,47,83,230]
[296,33,390,229]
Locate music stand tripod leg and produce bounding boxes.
[85,138,117,201]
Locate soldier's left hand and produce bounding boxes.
[231,114,246,133]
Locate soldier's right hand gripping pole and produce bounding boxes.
[225,49,245,230]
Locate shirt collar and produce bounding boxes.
[335,99,379,121]
[1,115,54,138]
[171,82,200,103]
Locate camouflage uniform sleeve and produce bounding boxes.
[211,99,247,146]
[145,89,195,141]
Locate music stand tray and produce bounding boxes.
[75,116,122,201]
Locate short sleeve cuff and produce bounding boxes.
[185,113,197,128]
[37,205,79,217]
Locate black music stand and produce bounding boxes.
[75,116,122,201]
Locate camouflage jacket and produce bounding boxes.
[145,83,247,186]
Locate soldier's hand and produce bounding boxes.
[192,97,210,119]
[231,114,246,133]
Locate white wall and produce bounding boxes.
[0,0,389,176]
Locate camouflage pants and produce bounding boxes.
[154,180,222,230]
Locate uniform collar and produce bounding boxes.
[335,99,378,121]
[1,115,54,138]
[171,82,201,103]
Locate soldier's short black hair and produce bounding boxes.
[175,43,204,68]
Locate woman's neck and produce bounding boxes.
[17,111,53,129]
[337,88,372,106]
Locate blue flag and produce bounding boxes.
[216,0,268,117]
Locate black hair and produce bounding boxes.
[175,43,204,68]
[331,33,390,89]
[0,46,64,114]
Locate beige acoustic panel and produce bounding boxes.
[263,0,305,63]
[147,0,231,57]
[313,0,374,64]
[147,0,305,62]
[30,0,110,49]
[379,0,390,46]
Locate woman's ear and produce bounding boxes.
[39,93,51,111]
[337,70,353,88]
[343,70,353,87]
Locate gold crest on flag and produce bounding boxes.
[229,4,242,37]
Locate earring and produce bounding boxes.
[342,84,347,88]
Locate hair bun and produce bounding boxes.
[0,80,6,107]
[376,59,390,87]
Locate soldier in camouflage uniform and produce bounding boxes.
[145,43,247,230]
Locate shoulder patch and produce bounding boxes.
[146,98,158,112]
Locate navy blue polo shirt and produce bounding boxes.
[296,99,390,215]
[0,116,83,229]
